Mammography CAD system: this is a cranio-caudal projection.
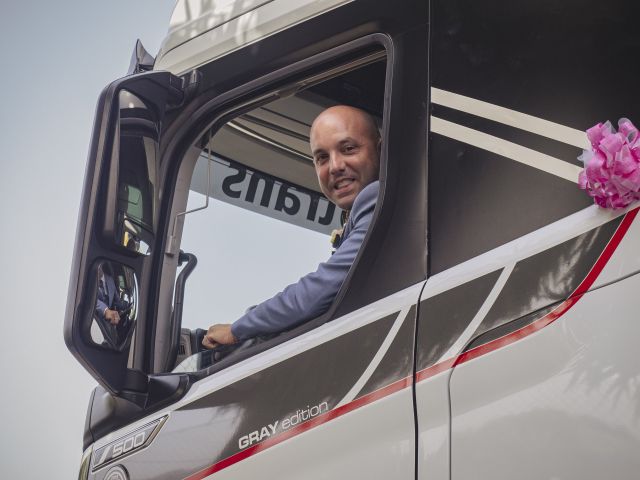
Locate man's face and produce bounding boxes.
[310,106,380,210]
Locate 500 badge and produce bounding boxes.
[93,416,167,471]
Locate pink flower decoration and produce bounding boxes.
[578,118,640,209]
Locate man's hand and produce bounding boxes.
[202,324,238,349]
[104,308,120,325]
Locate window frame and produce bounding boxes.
[150,33,409,376]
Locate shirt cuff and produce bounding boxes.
[231,317,250,342]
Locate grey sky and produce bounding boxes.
[0,2,175,477]
[0,2,332,477]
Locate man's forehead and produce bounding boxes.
[310,109,373,144]
[313,107,365,129]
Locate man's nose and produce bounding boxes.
[329,153,346,174]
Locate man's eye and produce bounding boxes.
[314,155,328,165]
[343,144,357,153]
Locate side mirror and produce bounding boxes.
[65,71,184,397]
[115,90,157,255]
[103,79,182,256]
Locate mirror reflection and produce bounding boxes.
[115,89,157,255]
[90,261,138,350]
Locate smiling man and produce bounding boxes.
[203,105,381,348]
[312,105,380,210]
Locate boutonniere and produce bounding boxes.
[330,210,350,253]
[578,118,640,209]
[330,228,344,253]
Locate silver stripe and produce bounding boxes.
[335,305,411,408]
[431,87,590,150]
[97,446,111,468]
[430,116,583,183]
[437,263,514,363]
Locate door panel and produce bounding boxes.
[415,373,451,480]
[211,391,415,480]
[88,286,422,479]
[449,271,640,480]
[416,209,637,479]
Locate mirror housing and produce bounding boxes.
[102,74,183,256]
[65,70,184,397]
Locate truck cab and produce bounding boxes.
[66,1,640,479]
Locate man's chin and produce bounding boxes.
[335,195,356,211]
[329,184,361,210]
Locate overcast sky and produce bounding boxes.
[0,2,334,477]
[0,2,178,477]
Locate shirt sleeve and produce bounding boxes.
[231,181,379,340]
[95,296,108,321]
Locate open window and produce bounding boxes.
[161,54,388,373]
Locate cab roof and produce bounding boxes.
[155,0,352,74]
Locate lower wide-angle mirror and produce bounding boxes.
[90,260,138,351]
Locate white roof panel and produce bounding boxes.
[155,0,352,74]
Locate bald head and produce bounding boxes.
[310,105,380,147]
[310,105,380,210]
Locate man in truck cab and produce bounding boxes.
[202,105,381,348]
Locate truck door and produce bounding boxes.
[118,35,427,479]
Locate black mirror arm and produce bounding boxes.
[165,251,198,370]
[146,373,190,410]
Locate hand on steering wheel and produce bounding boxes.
[202,324,238,349]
